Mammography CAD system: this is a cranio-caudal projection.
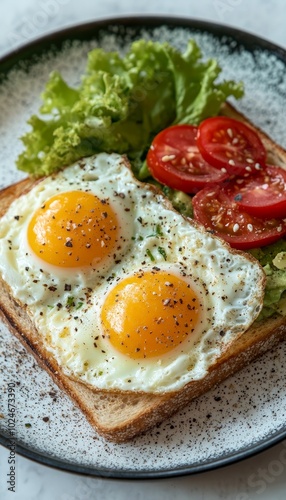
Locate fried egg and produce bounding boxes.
[0,153,265,393]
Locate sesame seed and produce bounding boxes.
[245,166,252,172]
[162,154,176,162]
[247,224,253,232]
[233,223,240,233]
[163,299,171,306]
[221,167,227,173]
[187,146,198,153]
[255,163,261,170]
[228,159,235,166]
[246,158,254,163]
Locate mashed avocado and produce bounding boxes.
[249,240,286,319]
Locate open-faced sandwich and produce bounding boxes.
[1,39,286,442]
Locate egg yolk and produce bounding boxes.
[101,270,200,359]
[27,191,119,268]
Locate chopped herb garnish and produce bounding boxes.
[66,296,84,309]
[158,246,167,260]
[156,224,163,236]
[146,249,155,261]
[67,296,75,307]
[147,224,164,239]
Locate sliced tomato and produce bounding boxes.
[224,165,286,219]
[146,124,229,193]
[197,116,267,177]
[192,185,286,250]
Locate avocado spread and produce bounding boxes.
[249,240,286,319]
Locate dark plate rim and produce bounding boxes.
[1,14,286,70]
[0,428,286,480]
[1,14,286,480]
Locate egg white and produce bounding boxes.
[0,154,134,304]
[0,153,265,393]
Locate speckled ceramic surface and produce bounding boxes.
[0,18,286,478]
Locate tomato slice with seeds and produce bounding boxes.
[224,165,286,219]
[197,117,267,177]
[192,185,286,250]
[146,124,229,193]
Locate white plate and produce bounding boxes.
[1,16,286,478]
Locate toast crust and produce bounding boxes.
[1,104,286,442]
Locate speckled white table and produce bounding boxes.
[1,1,286,499]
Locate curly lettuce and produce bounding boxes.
[17,39,243,177]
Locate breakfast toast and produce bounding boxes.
[1,103,286,443]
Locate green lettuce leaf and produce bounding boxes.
[17,39,243,177]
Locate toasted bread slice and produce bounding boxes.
[1,103,286,443]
